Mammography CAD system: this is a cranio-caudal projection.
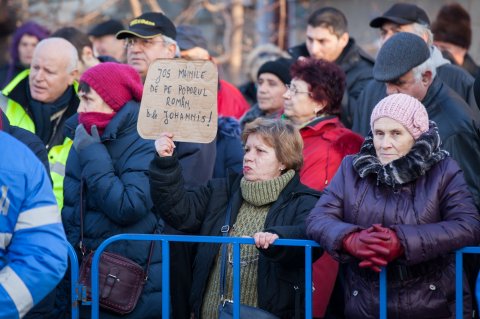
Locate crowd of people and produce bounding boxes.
[0,2,480,319]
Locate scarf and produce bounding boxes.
[240,169,295,206]
[352,121,448,187]
[78,112,116,136]
[27,84,74,145]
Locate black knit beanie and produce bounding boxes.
[257,58,293,84]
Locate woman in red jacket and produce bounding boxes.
[283,57,364,318]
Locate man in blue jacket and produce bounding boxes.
[0,121,68,318]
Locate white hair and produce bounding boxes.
[161,34,180,58]
[412,56,437,82]
[410,23,434,46]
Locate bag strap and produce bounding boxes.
[78,178,155,280]
[219,201,232,302]
[79,179,87,256]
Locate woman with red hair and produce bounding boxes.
[283,57,364,318]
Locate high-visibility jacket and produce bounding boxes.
[0,70,78,209]
[0,131,68,318]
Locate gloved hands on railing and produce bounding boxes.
[357,224,404,272]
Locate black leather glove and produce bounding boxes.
[73,124,100,152]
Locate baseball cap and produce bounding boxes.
[116,12,176,40]
[370,3,430,28]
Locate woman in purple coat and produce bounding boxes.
[306,93,480,319]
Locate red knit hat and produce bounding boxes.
[80,62,143,111]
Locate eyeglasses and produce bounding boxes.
[285,84,311,96]
[124,37,166,49]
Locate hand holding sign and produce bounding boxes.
[154,132,176,157]
[138,58,218,143]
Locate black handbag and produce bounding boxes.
[217,202,279,319]
[77,179,154,315]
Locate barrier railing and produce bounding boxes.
[377,246,480,319]
[66,235,478,319]
[87,234,320,319]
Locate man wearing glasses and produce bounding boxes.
[117,12,216,319]
[116,12,179,82]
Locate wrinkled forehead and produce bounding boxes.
[32,46,70,69]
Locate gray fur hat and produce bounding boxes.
[373,32,430,82]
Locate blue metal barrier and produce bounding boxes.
[71,233,478,319]
[67,242,80,319]
[377,246,480,319]
[87,234,320,319]
[455,247,480,318]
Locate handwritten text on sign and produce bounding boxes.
[138,59,218,143]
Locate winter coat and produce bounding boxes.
[351,76,480,207]
[1,110,49,174]
[214,116,243,178]
[217,79,250,119]
[429,45,475,103]
[149,154,322,319]
[306,123,480,319]
[300,116,363,190]
[240,103,283,130]
[289,39,374,128]
[62,101,163,319]
[299,116,363,317]
[0,131,68,318]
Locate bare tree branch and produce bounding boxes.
[147,0,163,13]
[75,0,121,26]
[202,0,227,13]
[129,0,142,17]
[278,0,287,49]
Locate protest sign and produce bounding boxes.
[138,58,218,143]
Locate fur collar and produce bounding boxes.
[352,121,448,187]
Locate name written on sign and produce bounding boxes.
[145,108,213,127]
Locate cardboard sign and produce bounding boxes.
[138,58,218,143]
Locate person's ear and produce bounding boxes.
[68,69,79,85]
[338,32,349,48]
[313,101,326,115]
[421,70,433,87]
[81,46,95,62]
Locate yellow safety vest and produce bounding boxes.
[1,70,78,210]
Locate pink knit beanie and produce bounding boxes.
[80,62,143,112]
[370,93,429,139]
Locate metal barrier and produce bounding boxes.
[67,234,478,319]
[377,246,480,319]
[86,234,320,319]
[67,241,80,319]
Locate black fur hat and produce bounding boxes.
[431,3,471,49]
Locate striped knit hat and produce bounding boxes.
[370,93,429,139]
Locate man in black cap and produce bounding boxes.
[288,6,374,128]
[116,12,178,81]
[88,19,126,63]
[118,14,216,319]
[366,2,474,104]
[359,32,480,211]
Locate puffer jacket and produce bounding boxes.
[149,154,322,319]
[62,101,163,318]
[306,124,480,319]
